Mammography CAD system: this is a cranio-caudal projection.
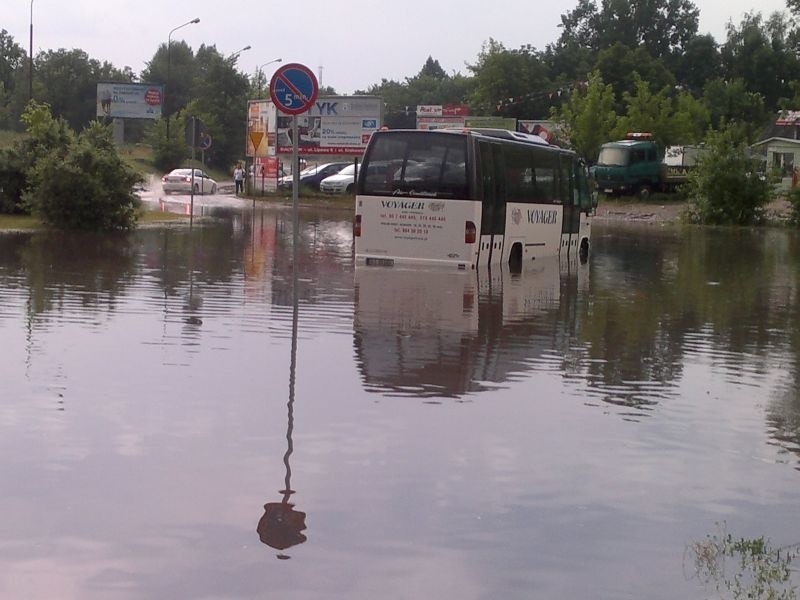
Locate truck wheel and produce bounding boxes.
[637,185,652,200]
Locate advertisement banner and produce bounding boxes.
[464,116,517,130]
[415,105,470,129]
[273,96,383,156]
[96,82,163,119]
[251,156,279,192]
[417,116,465,130]
[246,100,271,157]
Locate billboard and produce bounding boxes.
[416,104,470,130]
[464,116,517,130]
[246,100,271,157]
[96,82,163,119]
[270,96,383,156]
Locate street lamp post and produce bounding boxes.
[227,45,251,61]
[28,0,33,101]
[255,58,282,96]
[166,17,200,140]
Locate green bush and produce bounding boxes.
[2,103,143,230]
[788,187,800,226]
[23,114,142,231]
[683,127,775,225]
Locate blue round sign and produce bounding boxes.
[269,63,319,115]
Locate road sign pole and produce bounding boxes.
[190,116,196,229]
[269,63,319,265]
[292,114,299,243]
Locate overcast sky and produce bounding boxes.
[3,0,792,94]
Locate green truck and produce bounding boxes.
[591,133,703,198]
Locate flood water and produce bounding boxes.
[1,205,799,599]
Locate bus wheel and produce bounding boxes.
[509,242,523,274]
[637,185,652,200]
[579,239,589,263]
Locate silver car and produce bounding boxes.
[161,168,218,195]
[319,163,387,194]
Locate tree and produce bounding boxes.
[17,102,141,230]
[613,75,677,145]
[720,12,798,113]
[468,39,552,118]
[683,126,774,225]
[189,44,250,169]
[555,0,700,61]
[673,34,720,94]
[702,78,767,140]
[553,71,618,162]
[0,29,25,128]
[32,49,133,131]
[142,41,197,133]
[417,56,447,80]
[594,43,675,103]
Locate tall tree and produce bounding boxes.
[142,41,197,131]
[720,11,798,112]
[673,34,720,94]
[556,0,700,61]
[468,39,551,118]
[188,44,251,169]
[594,43,675,103]
[0,29,26,129]
[553,71,618,162]
[34,49,131,131]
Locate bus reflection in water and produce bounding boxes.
[352,256,587,399]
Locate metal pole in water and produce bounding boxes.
[292,115,299,245]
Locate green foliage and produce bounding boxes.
[595,43,675,104]
[18,105,142,230]
[683,126,775,225]
[467,39,551,117]
[613,75,676,144]
[0,101,74,213]
[148,112,188,172]
[0,146,28,213]
[691,524,798,600]
[553,71,617,162]
[787,187,800,226]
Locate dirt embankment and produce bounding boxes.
[596,197,794,224]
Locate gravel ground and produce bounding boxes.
[596,196,794,225]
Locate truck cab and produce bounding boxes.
[591,133,661,197]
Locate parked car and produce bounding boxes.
[320,162,387,194]
[161,168,217,195]
[278,162,350,191]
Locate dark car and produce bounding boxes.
[278,162,350,191]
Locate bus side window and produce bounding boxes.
[558,155,571,205]
[532,147,558,203]
[575,161,592,212]
[478,142,496,235]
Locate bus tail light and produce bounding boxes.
[354,214,362,237]
[465,221,477,244]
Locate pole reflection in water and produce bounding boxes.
[257,208,307,559]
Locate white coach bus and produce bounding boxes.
[353,128,595,270]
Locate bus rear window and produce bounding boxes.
[361,132,469,199]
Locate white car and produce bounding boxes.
[319,163,387,194]
[161,168,217,195]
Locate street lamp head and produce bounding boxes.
[191,18,200,24]
[258,58,282,70]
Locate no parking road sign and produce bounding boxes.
[269,63,319,115]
